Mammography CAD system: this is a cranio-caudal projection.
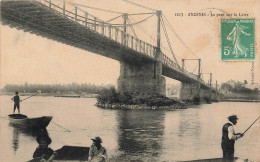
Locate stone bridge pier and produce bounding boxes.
[179,82,200,101]
[117,51,166,95]
[180,82,216,101]
[200,88,212,101]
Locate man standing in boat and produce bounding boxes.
[11,92,21,114]
[221,115,243,161]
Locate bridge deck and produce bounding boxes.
[0,0,214,90]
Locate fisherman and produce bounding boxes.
[221,115,243,161]
[11,92,21,114]
[88,136,107,162]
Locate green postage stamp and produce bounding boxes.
[221,19,255,61]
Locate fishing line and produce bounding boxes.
[51,121,71,132]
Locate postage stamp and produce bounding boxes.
[221,19,255,61]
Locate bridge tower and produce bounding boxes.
[117,11,166,95]
[180,59,201,101]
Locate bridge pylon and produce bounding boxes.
[180,59,201,101]
[117,10,166,95]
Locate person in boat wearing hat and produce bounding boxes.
[221,115,243,161]
[33,128,54,161]
[11,91,21,114]
[88,136,107,162]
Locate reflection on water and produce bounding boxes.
[1,96,259,162]
[9,124,54,161]
[116,110,165,161]
[12,126,19,152]
[10,123,38,152]
[178,109,200,138]
[178,109,201,148]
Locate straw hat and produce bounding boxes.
[91,136,102,143]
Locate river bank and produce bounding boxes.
[0,92,98,98]
[220,99,260,102]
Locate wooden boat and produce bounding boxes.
[28,145,89,162]
[8,114,53,129]
[29,154,251,162]
[180,157,252,162]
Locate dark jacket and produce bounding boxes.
[13,96,20,104]
[221,123,235,149]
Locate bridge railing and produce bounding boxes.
[37,0,156,58]
[161,52,199,80]
[37,0,213,90]
[161,52,213,88]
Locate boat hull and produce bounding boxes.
[180,157,251,162]
[8,114,53,129]
[28,146,89,162]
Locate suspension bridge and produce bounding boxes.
[0,0,219,100]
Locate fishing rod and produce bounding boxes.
[20,91,41,102]
[243,115,260,134]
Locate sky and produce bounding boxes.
[1,0,260,88]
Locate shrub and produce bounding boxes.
[97,87,118,104]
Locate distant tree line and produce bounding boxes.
[1,82,115,94]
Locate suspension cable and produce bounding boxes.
[62,1,124,14]
[111,13,155,26]
[127,18,138,38]
[128,17,156,45]
[121,0,157,11]
[162,14,199,59]
[127,12,155,16]
[106,15,122,23]
[191,64,198,74]
[161,17,180,67]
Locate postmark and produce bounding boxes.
[221,19,255,61]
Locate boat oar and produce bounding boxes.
[243,115,260,135]
[51,121,71,132]
[20,91,41,102]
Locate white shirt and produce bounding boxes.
[228,121,241,140]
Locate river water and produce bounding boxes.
[0,95,259,162]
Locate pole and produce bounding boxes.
[243,116,260,134]
[94,17,97,31]
[85,12,88,27]
[156,10,161,50]
[75,6,77,22]
[182,59,184,70]
[197,59,201,96]
[198,59,201,79]
[210,73,212,86]
[210,73,212,98]
[63,0,65,15]
[154,10,161,78]
[20,93,40,102]
[123,13,128,46]
[216,80,218,97]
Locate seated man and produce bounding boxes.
[33,129,54,161]
[88,136,107,162]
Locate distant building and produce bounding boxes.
[220,87,231,94]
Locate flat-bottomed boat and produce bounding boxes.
[8,114,53,129]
